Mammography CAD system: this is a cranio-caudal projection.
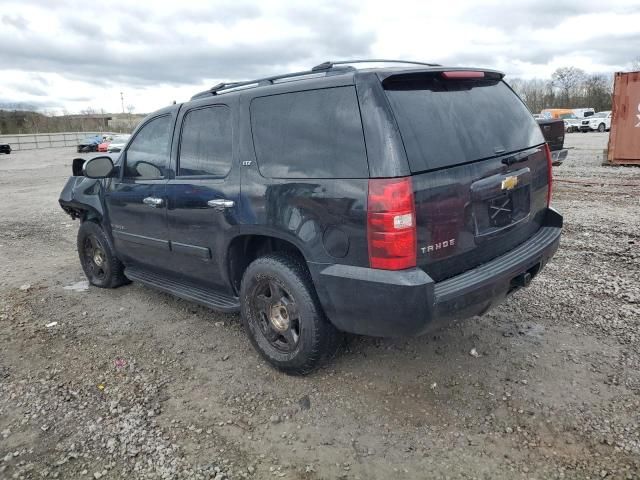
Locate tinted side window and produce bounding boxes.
[124,115,172,179]
[178,106,232,177]
[250,86,368,178]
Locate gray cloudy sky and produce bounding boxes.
[1,0,639,113]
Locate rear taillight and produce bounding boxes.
[544,143,553,206]
[367,177,417,270]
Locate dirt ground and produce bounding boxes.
[1,132,639,480]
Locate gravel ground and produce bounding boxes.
[1,132,639,480]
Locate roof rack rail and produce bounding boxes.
[190,65,356,100]
[209,81,244,93]
[311,59,441,71]
[190,60,439,100]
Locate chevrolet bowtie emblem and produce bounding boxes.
[501,176,518,191]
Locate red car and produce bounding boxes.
[97,140,110,152]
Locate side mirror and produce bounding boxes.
[83,156,115,178]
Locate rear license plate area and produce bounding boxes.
[473,186,530,236]
[488,194,513,227]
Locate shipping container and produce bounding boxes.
[607,71,640,165]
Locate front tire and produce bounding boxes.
[240,254,341,375]
[77,221,129,288]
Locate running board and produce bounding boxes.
[125,267,240,312]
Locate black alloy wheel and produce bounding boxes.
[82,234,110,283]
[77,221,129,288]
[240,254,341,375]
[250,277,300,353]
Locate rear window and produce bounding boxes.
[250,86,368,178]
[383,75,544,172]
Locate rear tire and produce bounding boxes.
[240,253,341,375]
[77,221,129,288]
[598,123,606,133]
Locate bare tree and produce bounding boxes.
[631,57,640,71]
[582,74,613,112]
[551,67,586,105]
[126,104,135,115]
[507,71,612,114]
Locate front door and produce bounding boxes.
[165,102,239,293]
[105,112,175,272]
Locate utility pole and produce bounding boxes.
[120,92,125,114]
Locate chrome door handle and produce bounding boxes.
[143,196,164,208]
[207,199,235,210]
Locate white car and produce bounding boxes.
[106,134,131,153]
[561,114,582,133]
[580,111,611,132]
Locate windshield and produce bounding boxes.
[592,112,609,118]
[111,135,130,143]
[560,113,578,119]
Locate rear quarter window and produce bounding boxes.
[384,76,544,172]
[250,86,369,178]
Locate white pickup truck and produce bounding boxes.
[580,111,612,132]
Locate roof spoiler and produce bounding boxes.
[380,68,505,86]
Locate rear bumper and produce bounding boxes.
[551,148,568,166]
[311,208,563,337]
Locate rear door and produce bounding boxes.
[381,71,549,281]
[164,99,239,293]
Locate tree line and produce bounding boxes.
[0,109,109,135]
[508,67,613,114]
[0,106,141,135]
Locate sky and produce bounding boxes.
[1,0,639,114]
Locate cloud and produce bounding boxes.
[60,16,105,38]
[0,99,62,110]
[0,0,373,92]
[14,84,48,97]
[0,0,638,113]
[463,0,602,30]
[1,14,28,30]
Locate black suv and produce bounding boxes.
[59,60,562,375]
